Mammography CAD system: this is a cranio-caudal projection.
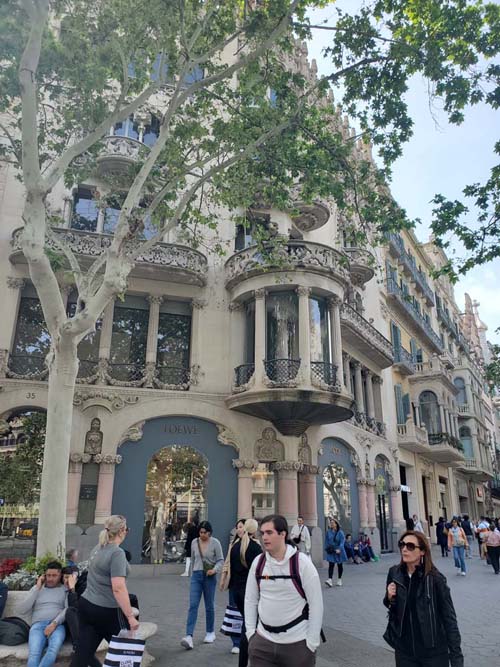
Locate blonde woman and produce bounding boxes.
[72,515,139,667]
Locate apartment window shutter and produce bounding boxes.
[402,393,411,420]
[394,384,405,424]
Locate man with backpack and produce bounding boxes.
[244,514,323,666]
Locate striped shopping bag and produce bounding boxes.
[220,604,243,637]
[103,634,146,666]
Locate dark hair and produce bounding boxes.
[199,520,212,534]
[62,565,78,575]
[346,533,352,539]
[451,517,459,525]
[329,518,340,531]
[236,518,246,527]
[260,514,289,539]
[398,530,436,576]
[45,561,63,572]
[462,514,469,521]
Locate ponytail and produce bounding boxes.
[99,514,127,547]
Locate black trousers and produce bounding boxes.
[233,586,249,667]
[328,562,343,579]
[395,651,450,666]
[487,545,500,574]
[65,607,101,667]
[71,597,129,667]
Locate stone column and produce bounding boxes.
[229,302,246,386]
[94,455,122,524]
[357,478,369,531]
[354,362,365,414]
[414,403,422,428]
[254,289,266,386]
[366,480,377,529]
[298,465,320,526]
[66,456,83,523]
[365,370,375,419]
[343,353,352,395]
[274,461,301,523]
[328,295,344,389]
[97,298,115,381]
[189,298,205,375]
[233,459,256,520]
[144,295,162,387]
[390,484,405,528]
[62,196,73,227]
[465,382,474,409]
[439,403,446,433]
[297,287,312,385]
[454,415,459,438]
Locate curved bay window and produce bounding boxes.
[419,390,442,438]
[156,302,192,386]
[109,296,148,382]
[10,287,50,376]
[310,296,335,386]
[266,291,299,382]
[459,426,474,459]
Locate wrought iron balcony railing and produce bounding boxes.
[7,354,48,380]
[311,361,338,388]
[393,345,415,374]
[340,303,394,367]
[155,365,191,387]
[234,363,255,387]
[428,432,464,451]
[108,362,146,384]
[264,358,300,384]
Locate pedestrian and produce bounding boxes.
[290,516,311,556]
[435,517,448,557]
[475,516,489,559]
[220,519,247,655]
[225,518,262,667]
[383,530,464,667]
[324,518,347,587]
[181,519,199,577]
[181,520,224,650]
[485,522,500,575]
[461,515,474,558]
[447,518,468,576]
[71,515,139,667]
[413,514,424,533]
[66,549,79,568]
[245,514,323,667]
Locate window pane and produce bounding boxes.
[143,116,160,147]
[67,301,102,373]
[109,304,148,379]
[11,298,51,374]
[245,300,255,364]
[266,291,299,360]
[309,296,330,362]
[157,313,191,368]
[72,188,98,232]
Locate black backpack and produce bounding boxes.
[0,617,30,645]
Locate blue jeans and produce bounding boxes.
[186,570,217,636]
[453,545,466,573]
[28,620,66,667]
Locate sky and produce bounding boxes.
[306,3,500,344]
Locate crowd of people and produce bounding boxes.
[1,512,481,667]
[434,514,500,575]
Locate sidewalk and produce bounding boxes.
[129,548,500,666]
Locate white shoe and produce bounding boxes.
[181,636,193,650]
[461,572,466,576]
[336,579,343,586]
[231,647,240,654]
[204,632,216,643]
[180,571,189,577]
[325,578,333,587]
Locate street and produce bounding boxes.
[129,547,500,667]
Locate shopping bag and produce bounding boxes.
[103,633,146,667]
[220,604,243,637]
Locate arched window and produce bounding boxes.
[454,377,466,405]
[459,426,473,459]
[419,391,441,435]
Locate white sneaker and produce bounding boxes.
[461,572,466,576]
[325,578,333,587]
[204,632,216,643]
[180,571,189,577]
[181,636,193,650]
[336,579,343,586]
[231,647,240,654]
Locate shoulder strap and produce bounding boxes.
[255,553,266,590]
[289,551,306,599]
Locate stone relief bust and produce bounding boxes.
[255,427,284,462]
[84,417,103,455]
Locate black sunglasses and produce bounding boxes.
[398,540,420,552]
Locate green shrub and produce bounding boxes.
[22,553,63,575]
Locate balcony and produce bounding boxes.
[440,349,456,369]
[343,247,375,286]
[397,419,430,454]
[10,227,208,286]
[456,458,494,481]
[437,306,459,340]
[291,199,330,233]
[393,345,415,376]
[409,357,456,393]
[426,432,465,464]
[386,278,443,353]
[384,233,434,305]
[386,232,405,258]
[340,304,394,369]
[6,354,48,380]
[224,240,349,290]
[349,411,387,437]
[457,403,473,418]
[227,357,353,436]
[96,135,150,175]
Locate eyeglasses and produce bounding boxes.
[398,540,420,552]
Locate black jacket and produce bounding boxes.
[383,564,463,667]
[229,538,262,590]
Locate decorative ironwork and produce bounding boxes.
[98,135,150,165]
[11,227,208,286]
[76,359,99,383]
[264,358,300,384]
[225,240,349,289]
[234,363,255,387]
[428,432,463,451]
[340,303,394,364]
[393,345,415,374]
[7,354,48,380]
[107,362,146,385]
[310,361,337,388]
[154,365,190,388]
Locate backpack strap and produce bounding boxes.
[289,551,306,599]
[255,553,267,591]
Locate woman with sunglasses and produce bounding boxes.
[383,531,463,667]
[72,515,138,667]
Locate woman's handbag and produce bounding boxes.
[220,604,243,637]
[103,631,146,666]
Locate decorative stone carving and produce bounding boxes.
[93,453,122,465]
[298,433,312,465]
[99,135,150,162]
[118,420,145,446]
[225,241,349,290]
[254,288,266,300]
[273,460,304,472]
[296,286,312,298]
[217,424,239,450]
[73,389,140,412]
[189,364,202,386]
[390,484,401,493]
[302,464,321,475]
[147,295,163,306]
[255,427,284,462]
[143,362,156,388]
[232,458,256,470]
[228,301,244,311]
[6,277,26,290]
[327,294,343,307]
[69,452,92,464]
[11,227,208,286]
[0,350,8,378]
[356,433,373,449]
[350,451,362,474]
[84,417,103,455]
[191,298,207,310]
